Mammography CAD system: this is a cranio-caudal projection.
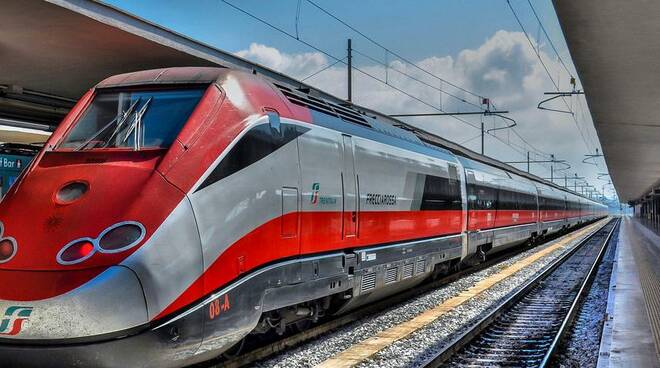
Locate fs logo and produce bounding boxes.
[310,183,320,205]
[0,306,33,335]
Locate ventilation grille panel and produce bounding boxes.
[361,272,377,292]
[415,259,426,275]
[402,263,414,279]
[275,84,371,127]
[385,267,398,284]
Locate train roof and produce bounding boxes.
[94,67,603,206]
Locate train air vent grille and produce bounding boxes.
[361,272,377,292]
[385,267,398,284]
[402,263,414,279]
[415,259,426,275]
[275,84,371,128]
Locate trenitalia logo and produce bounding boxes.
[0,306,33,335]
[310,183,320,205]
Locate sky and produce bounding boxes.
[105,0,614,201]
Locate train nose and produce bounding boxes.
[0,266,148,340]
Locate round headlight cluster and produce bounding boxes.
[0,238,17,264]
[0,222,17,264]
[98,223,145,253]
[56,222,146,265]
[58,238,95,265]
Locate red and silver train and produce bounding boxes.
[0,67,606,367]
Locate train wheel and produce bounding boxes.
[293,318,313,332]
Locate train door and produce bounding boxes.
[297,127,344,254]
[342,135,358,238]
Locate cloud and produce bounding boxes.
[236,43,327,80]
[234,30,608,199]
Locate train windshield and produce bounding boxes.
[58,88,205,150]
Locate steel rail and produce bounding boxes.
[539,218,619,367]
[421,218,617,368]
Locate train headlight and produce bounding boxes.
[98,222,145,253]
[0,238,17,263]
[57,238,96,265]
[56,222,146,265]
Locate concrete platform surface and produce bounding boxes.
[599,216,660,368]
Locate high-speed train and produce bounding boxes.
[0,67,607,367]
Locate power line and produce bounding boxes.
[352,48,483,110]
[507,0,607,193]
[508,0,598,156]
[219,1,480,130]
[303,0,559,166]
[506,0,596,159]
[525,0,572,77]
[460,133,483,145]
[304,0,485,103]
[301,57,345,81]
[303,0,557,165]
[507,0,562,92]
[221,0,558,171]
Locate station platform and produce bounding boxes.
[599,216,660,368]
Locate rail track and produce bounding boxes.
[423,218,619,368]
[198,220,608,368]
[210,242,533,368]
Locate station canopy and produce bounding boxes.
[555,1,660,203]
[0,0,220,136]
[0,0,362,143]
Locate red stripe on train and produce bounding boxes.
[155,209,464,319]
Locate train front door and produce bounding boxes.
[342,135,358,238]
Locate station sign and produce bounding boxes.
[0,154,33,197]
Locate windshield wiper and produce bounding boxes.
[75,98,141,151]
[74,116,117,151]
[120,97,152,151]
[100,98,143,149]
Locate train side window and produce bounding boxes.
[498,189,515,210]
[468,184,496,210]
[447,164,462,209]
[447,165,459,193]
[521,192,535,210]
[421,173,461,211]
[198,123,308,190]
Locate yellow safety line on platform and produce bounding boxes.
[316,220,607,368]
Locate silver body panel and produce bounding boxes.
[0,266,147,340]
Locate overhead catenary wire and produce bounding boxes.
[221,0,562,173]
[508,0,603,159]
[220,0,480,130]
[306,0,549,163]
[304,0,486,104]
[289,0,556,171]
[506,0,602,169]
[525,0,572,77]
[302,0,557,167]
[301,57,346,81]
[351,48,483,110]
